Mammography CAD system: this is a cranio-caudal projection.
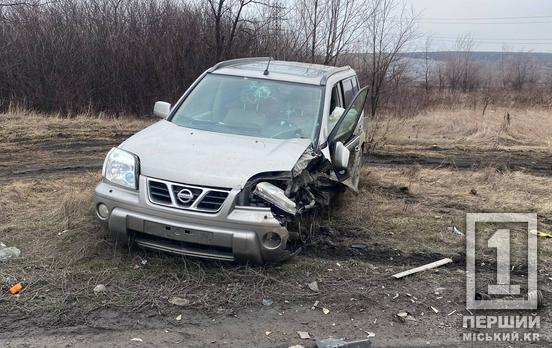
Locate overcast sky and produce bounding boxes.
[405,0,552,52]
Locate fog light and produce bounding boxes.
[97,203,109,220]
[262,232,282,249]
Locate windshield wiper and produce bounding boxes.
[217,122,261,132]
[186,118,219,126]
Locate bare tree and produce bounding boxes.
[292,0,366,65]
[423,35,432,91]
[444,34,481,92]
[363,0,417,118]
[321,0,366,65]
[293,0,324,63]
[503,52,537,91]
[205,0,268,61]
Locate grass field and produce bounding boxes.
[1,108,552,346]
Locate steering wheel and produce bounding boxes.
[270,120,303,139]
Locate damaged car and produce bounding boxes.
[95,57,368,263]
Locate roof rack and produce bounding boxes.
[319,65,351,85]
[208,57,353,85]
[208,57,272,72]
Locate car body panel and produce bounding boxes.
[120,120,312,188]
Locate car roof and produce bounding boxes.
[209,57,354,86]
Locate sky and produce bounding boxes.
[405,0,552,52]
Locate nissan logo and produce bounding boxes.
[176,189,194,204]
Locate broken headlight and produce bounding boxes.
[253,182,296,215]
[237,173,292,209]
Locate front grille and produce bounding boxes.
[149,181,172,204]
[147,178,230,213]
[197,191,229,211]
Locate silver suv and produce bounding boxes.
[95,57,367,263]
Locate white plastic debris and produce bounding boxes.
[93,284,107,293]
[297,331,311,339]
[130,338,143,342]
[307,281,319,292]
[169,297,190,306]
[0,244,21,261]
[176,314,182,321]
[311,300,320,310]
[322,308,330,315]
[397,311,416,322]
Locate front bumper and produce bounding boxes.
[94,176,290,264]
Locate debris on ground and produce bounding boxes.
[289,345,305,348]
[262,298,273,306]
[537,231,552,238]
[297,331,311,339]
[316,337,372,347]
[446,225,463,236]
[307,281,320,292]
[176,314,182,321]
[392,258,453,279]
[447,310,457,316]
[322,307,330,315]
[470,188,477,195]
[430,306,439,313]
[351,243,368,249]
[265,331,271,336]
[9,282,23,295]
[311,300,320,310]
[169,297,190,306]
[130,338,143,342]
[396,311,416,322]
[0,243,21,261]
[93,284,107,293]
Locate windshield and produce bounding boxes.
[170,74,323,141]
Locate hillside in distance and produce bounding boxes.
[402,51,552,67]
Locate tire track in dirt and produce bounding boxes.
[366,147,552,176]
[0,139,124,182]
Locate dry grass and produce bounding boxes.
[2,107,552,330]
[0,110,155,182]
[378,107,552,149]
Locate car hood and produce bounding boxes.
[120,120,312,188]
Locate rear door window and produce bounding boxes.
[341,78,355,106]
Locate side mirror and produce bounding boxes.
[334,141,350,170]
[153,101,171,118]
